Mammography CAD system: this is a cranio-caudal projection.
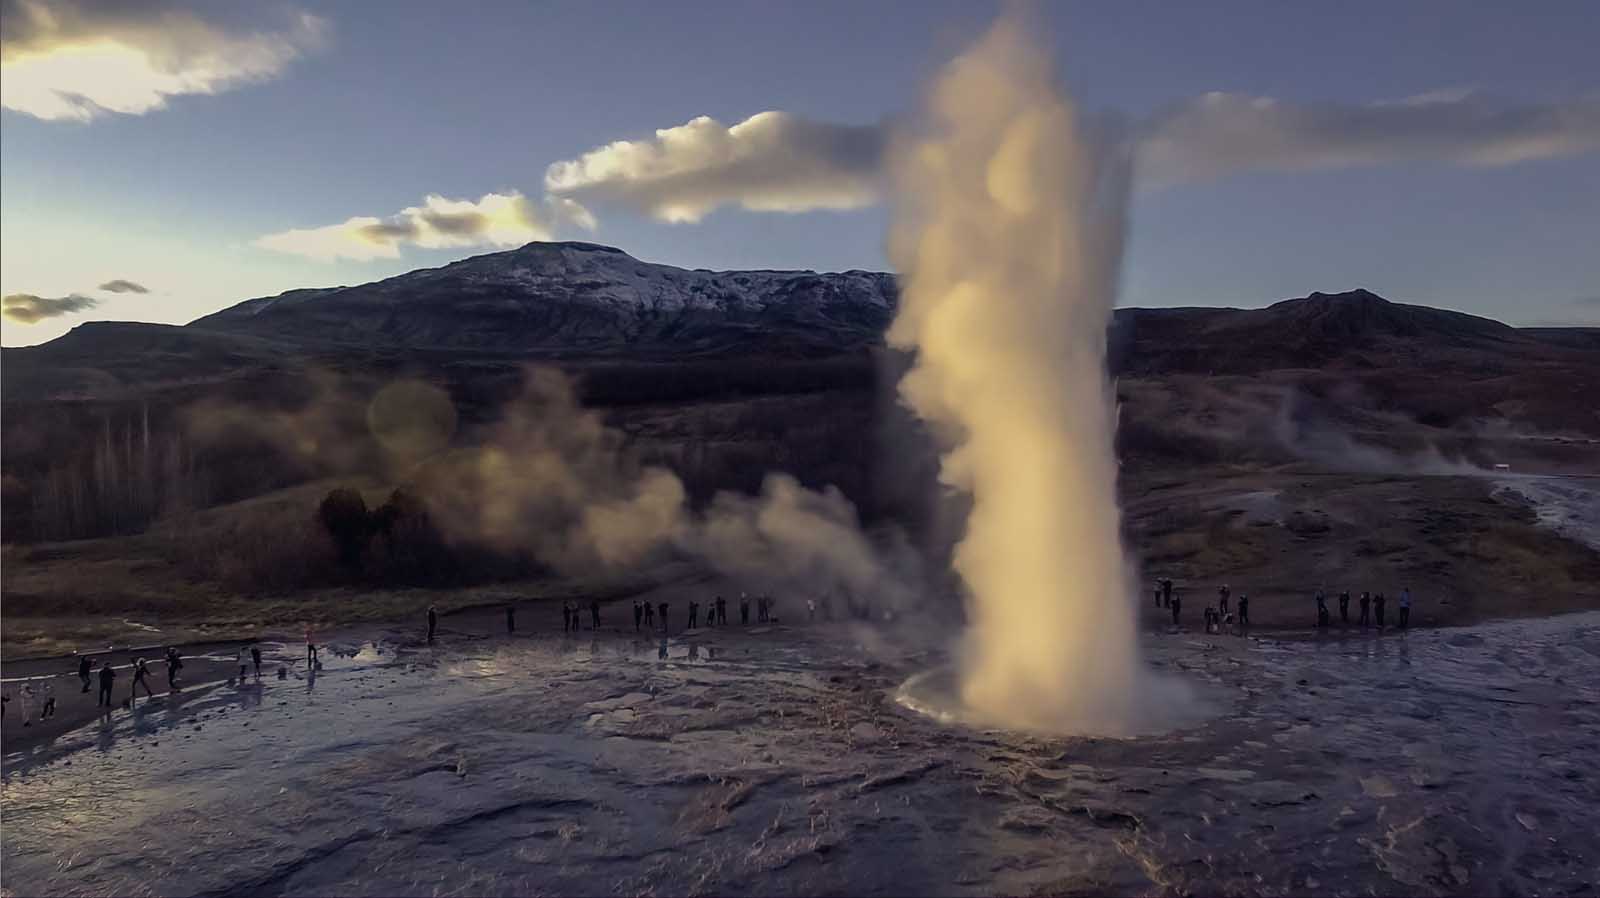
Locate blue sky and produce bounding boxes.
[2,0,1597,345]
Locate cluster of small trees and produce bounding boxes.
[318,487,456,585]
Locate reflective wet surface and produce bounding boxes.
[5,615,1599,896]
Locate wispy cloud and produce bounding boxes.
[2,292,99,323]
[0,0,327,121]
[254,191,595,262]
[1137,90,1600,185]
[98,278,149,293]
[540,92,1598,223]
[544,111,883,223]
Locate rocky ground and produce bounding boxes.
[4,588,1598,897]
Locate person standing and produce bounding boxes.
[506,604,517,635]
[1315,591,1329,628]
[590,599,601,630]
[305,625,318,667]
[1399,588,1412,629]
[40,683,56,720]
[643,601,654,628]
[808,598,817,621]
[688,601,700,630]
[633,601,643,632]
[717,596,728,625]
[1237,594,1249,630]
[97,661,116,708]
[1155,583,1163,608]
[740,594,751,625]
[1358,592,1371,628]
[236,647,250,683]
[79,655,93,693]
[165,647,183,690]
[1170,590,1182,627]
[1374,592,1387,629]
[250,644,263,677]
[427,604,439,644]
[1338,591,1351,624]
[658,602,670,634]
[1218,585,1230,616]
[1161,579,1173,609]
[561,602,572,633]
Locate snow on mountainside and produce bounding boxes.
[191,242,897,356]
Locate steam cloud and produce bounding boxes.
[192,367,918,615]
[0,0,326,121]
[2,292,100,323]
[887,12,1182,734]
[254,191,597,262]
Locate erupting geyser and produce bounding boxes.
[889,12,1188,734]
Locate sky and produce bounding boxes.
[2,0,1597,346]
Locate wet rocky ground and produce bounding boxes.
[4,611,1598,897]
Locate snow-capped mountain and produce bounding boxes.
[192,241,898,356]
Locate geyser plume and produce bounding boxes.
[888,13,1177,733]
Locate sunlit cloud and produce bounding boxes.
[544,111,883,223]
[253,191,596,262]
[0,0,327,121]
[2,292,99,323]
[98,278,149,293]
[1138,90,1600,185]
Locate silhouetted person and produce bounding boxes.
[562,603,572,633]
[1218,585,1230,616]
[1315,592,1329,628]
[1170,591,1182,626]
[251,645,263,677]
[237,647,250,683]
[506,604,516,635]
[717,596,728,625]
[79,655,93,693]
[1154,584,1162,608]
[1339,591,1350,624]
[41,685,55,720]
[1237,594,1249,629]
[427,604,439,644]
[740,594,751,625]
[133,657,155,702]
[688,601,700,629]
[1374,592,1387,628]
[305,626,318,666]
[1358,592,1371,627]
[590,599,601,629]
[808,598,817,621]
[165,647,183,690]
[658,602,670,633]
[1161,579,1173,608]
[97,661,116,708]
[643,601,654,627]
[634,601,643,632]
[1399,588,1411,629]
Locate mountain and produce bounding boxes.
[191,241,897,357]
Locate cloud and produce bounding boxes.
[254,191,596,262]
[2,292,99,323]
[1137,90,1600,185]
[98,278,148,293]
[544,111,884,223]
[1,0,326,121]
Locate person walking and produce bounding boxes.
[251,644,263,677]
[506,604,517,635]
[97,661,116,708]
[1399,588,1412,629]
[40,683,56,720]
[716,596,728,625]
[427,604,439,644]
[1338,591,1351,624]
[79,655,93,693]
[1358,592,1371,628]
[236,647,250,684]
[1155,583,1163,608]
[305,625,318,667]
[1161,579,1173,609]
[132,657,156,703]
[1374,592,1387,629]
[1315,591,1330,628]
[590,599,601,630]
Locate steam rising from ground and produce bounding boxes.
[887,13,1186,734]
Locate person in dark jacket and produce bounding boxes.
[506,604,516,635]
[590,599,601,630]
[658,602,670,633]
[633,601,643,632]
[79,655,93,693]
[427,604,439,644]
[97,661,117,708]
[1374,592,1387,628]
[1358,592,1371,627]
[1338,591,1351,624]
